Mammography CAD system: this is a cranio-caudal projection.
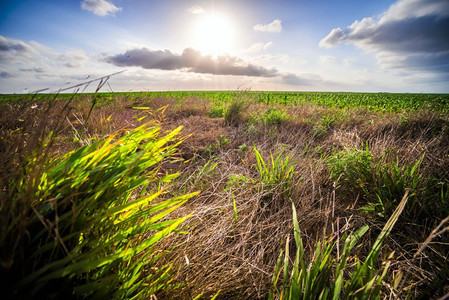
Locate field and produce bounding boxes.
[1,91,448,299]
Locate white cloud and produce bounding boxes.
[0,35,95,91]
[319,55,336,64]
[343,59,355,67]
[58,50,89,68]
[188,5,205,14]
[247,41,273,53]
[81,0,122,17]
[253,19,283,33]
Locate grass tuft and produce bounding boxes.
[270,192,409,299]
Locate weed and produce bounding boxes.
[224,98,248,126]
[244,122,260,136]
[247,107,290,126]
[208,105,225,118]
[312,114,337,138]
[253,147,297,200]
[261,107,290,125]
[328,146,428,219]
[327,145,373,197]
[238,143,248,153]
[226,174,253,223]
[204,135,230,157]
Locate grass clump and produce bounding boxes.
[270,193,409,299]
[311,114,338,138]
[260,107,290,125]
[223,98,248,126]
[247,107,290,127]
[1,121,197,298]
[327,145,432,220]
[208,105,225,118]
[253,147,298,200]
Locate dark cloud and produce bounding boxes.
[369,16,449,53]
[0,36,31,62]
[0,71,16,78]
[0,36,29,52]
[379,51,449,73]
[281,73,322,86]
[106,48,279,77]
[107,48,183,70]
[20,67,45,73]
[321,15,449,54]
[320,0,449,75]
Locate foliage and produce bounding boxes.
[82,91,449,113]
[327,146,429,219]
[260,107,290,125]
[204,135,230,157]
[270,194,409,300]
[327,145,373,196]
[15,90,449,113]
[311,114,338,138]
[253,147,297,199]
[1,90,448,298]
[208,105,225,118]
[223,98,248,125]
[1,121,198,298]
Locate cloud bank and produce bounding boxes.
[319,0,449,75]
[81,0,122,17]
[0,35,89,78]
[253,19,283,33]
[105,48,279,77]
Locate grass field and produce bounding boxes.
[1,91,448,299]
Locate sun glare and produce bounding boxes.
[193,13,235,56]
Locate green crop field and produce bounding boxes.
[151,91,449,113]
[1,91,448,299]
[131,91,448,112]
[5,90,449,113]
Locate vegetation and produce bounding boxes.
[1,90,448,299]
[270,194,408,300]
[1,113,198,298]
[45,90,449,113]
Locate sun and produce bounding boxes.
[193,13,235,56]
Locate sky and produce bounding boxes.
[0,0,448,93]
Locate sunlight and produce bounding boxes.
[193,13,235,56]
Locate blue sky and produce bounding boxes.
[1,0,448,93]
